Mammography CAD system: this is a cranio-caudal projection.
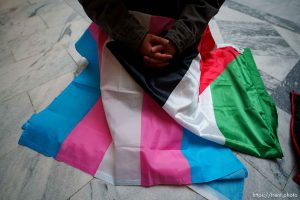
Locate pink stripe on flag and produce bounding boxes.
[89,23,101,43]
[90,24,108,72]
[140,93,191,186]
[56,98,112,175]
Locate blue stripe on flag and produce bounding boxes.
[19,30,100,157]
[181,128,247,183]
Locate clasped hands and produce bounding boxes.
[139,33,177,67]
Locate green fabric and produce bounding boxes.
[211,48,283,158]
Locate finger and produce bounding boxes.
[151,45,165,53]
[150,35,169,45]
[144,56,169,67]
[152,52,172,61]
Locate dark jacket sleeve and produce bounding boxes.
[78,0,147,50]
[165,0,225,53]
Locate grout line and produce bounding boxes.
[63,0,91,23]
[26,0,35,5]
[0,146,18,161]
[26,91,37,113]
[37,15,50,29]
[63,45,81,68]
[239,155,285,191]
[66,177,94,200]
[283,164,296,190]
[0,66,75,106]
[272,24,300,58]
[185,186,209,200]
[225,0,300,34]
[0,91,34,106]
[8,49,17,63]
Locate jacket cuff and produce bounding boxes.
[164,22,196,54]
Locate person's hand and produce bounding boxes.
[139,34,174,67]
[152,40,177,57]
[145,41,177,67]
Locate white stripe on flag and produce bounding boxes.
[163,55,225,145]
[95,143,115,184]
[97,11,152,185]
[100,45,143,185]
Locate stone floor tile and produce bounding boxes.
[259,70,281,92]
[28,0,62,4]
[2,1,47,25]
[217,21,298,57]
[224,0,300,34]
[0,42,15,67]
[37,1,81,28]
[271,60,300,113]
[237,155,285,200]
[121,185,205,200]
[215,6,262,23]
[41,159,93,200]
[0,45,77,103]
[70,178,205,200]
[253,55,299,82]
[0,93,34,158]
[0,147,92,200]
[284,166,300,196]
[274,26,300,57]
[70,178,119,200]
[230,0,300,25]
[64,0,92,22]
[69,179,156,200]
[28,72,74,112]
[0,0,29,12]
[8,26,64,61]
[0,15,47,43]
[57,16,90,49]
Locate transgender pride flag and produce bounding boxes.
[19,12,282,199]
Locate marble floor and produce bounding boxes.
[0,0,299,199]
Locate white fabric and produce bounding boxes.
[163,56,225,145]
[100,45,143,185]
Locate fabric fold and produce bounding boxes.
[17,11,284,200]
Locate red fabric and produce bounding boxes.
[293,173,300,185]
[198,27,216,57]
[291,91,300,156]
[199,46,240,94]
[197,26,239,94]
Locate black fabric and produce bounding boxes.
[106,41,199,106]
[123,0,184,18]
